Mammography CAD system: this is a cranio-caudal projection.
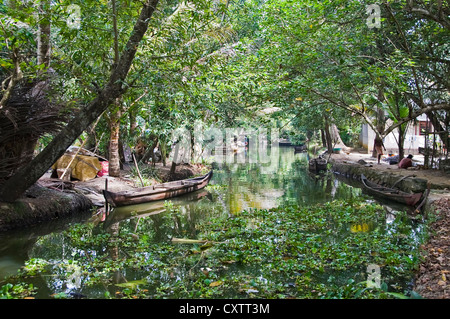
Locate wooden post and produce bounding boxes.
[105,178,109,214]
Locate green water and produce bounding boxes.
[0,147,422,299]
[101,148,363,239]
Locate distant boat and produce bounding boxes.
[103,171,213,207]
[360,174,422,206]
[278,139,292,146]
[308,156,327,173]
[294,145,307,152]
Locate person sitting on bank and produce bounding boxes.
[398,154,413,169]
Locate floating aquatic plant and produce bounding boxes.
[3,197,426,299]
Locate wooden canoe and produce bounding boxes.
[103,170,213,207]
[360,174,422,206]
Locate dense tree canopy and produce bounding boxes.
[0,0,448,201]
[241,0,449,150]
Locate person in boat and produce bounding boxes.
[374,135,386,164]
[398,154,413,169]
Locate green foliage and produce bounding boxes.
[218,0,449,145]
[0,282,36,299]
[0,10,38,79]
[21,258,50,276]
[2,0,448,166]
[4,197,427,299]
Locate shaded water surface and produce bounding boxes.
[0,147,420,298]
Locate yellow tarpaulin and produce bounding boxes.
[52,154,102,181]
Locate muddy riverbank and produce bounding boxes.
[0,184,92,231]
[329,151,450,191]
[414,197,450,299]
[0,163,206,231]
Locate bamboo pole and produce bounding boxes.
[60,142,85,180]
[105,178,109,214]
[132,153,145,187]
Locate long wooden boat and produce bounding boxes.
[360,174,422,206]
[103,171,213,207]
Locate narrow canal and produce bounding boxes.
[0,147,424,299]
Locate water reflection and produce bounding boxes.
[99,148,361,231]
[0,147,415,298]
[101,190,212,229]
[0,149,358,275]
[214,149,361,212]
[0,210,92,280]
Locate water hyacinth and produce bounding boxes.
[4,197,426,299]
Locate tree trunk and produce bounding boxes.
[397,125,405,160]
[426,111,449,151]
[108,104,122,177]
[160,139,167,166]
[108,0,122,178]
[37,0,51,68]
[169,143,180,177]
[0,0,160,202]
[329,123,349,150]
[323,115,333,153]
[129,109,138,136]
[320,129,327,148]
[372,107,386,157]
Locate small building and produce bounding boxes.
[359,114,438,155]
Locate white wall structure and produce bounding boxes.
[359,115,434,155]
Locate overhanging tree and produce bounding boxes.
[252,0,449,156]
[0,0,161,202]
